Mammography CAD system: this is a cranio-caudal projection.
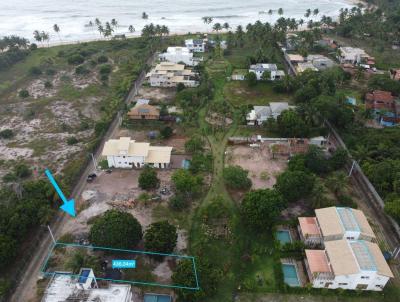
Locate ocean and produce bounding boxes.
[0,0,355,43]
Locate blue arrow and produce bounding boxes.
[45,169,76,217]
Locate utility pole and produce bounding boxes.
[91,153,98,171]
[348,160,356,177]
[47,225,56,244]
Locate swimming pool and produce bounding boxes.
[276,230,292,244]
[144,294,172,302]
[282,263,300,287]
[181,159,190,169]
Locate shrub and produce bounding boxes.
[44,81,53,89]
[160,126,173,139]
[176,82,185,92]
[67,137,79,145]
[100,74,109,82]
[18,89,29,98]
[2,173,17,182]
[169,195,188,211]
[99,64,112,75]
[75,65,89,75]
[67,54,85,65]
[0,129,14,139]
[29,66,42,76]
[29,43,38,50]
[97,55,108,63]
[15,163,31,178]
[46,68,56,76]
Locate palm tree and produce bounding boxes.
[95,18,101,27]
[305,9,311,18]
[111,19,118,28]
[325,172,348,196]
[97,25,104,38]
[278,8,284,16]
[313,8,319,17]
[161,25,169,37]
[104,22,114,39]
[223,22,230,31]
[41,31,50,47]
[33,30,43,46]
[53,24,61,42]
[202,16,213,32]
[213,22,222,34]
[142,12,148,19]
[298,18,305,27]
[128,25,135,34]
[268,9,273,16]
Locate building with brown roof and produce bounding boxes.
[365,90,400,126]
[127,104,160,120]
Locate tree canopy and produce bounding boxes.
[223,165,252,190]
[275,170,315,203]
[144,220,177,254]
[241,189,285,230]
[172,169,203,197]
[89,210,142,249]
[138,166,159,190]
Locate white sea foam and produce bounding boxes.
[0,0,355,43]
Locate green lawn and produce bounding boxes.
[224,81,292,107]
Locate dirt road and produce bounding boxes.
[9,53,156,302]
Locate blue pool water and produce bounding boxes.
[144,294,172,302]
[282,264,300,287]
[276,230,292,244]
[182,159,190,169]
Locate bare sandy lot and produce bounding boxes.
[226,143,287,189]
[135,87,176,104]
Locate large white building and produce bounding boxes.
[248,63,285,81]
[42,269,132,302]
[159,46,202,66]
[305,240,393,291]
[298,207,393,291]
[185,39,206,52]
[246,102,295,125]
[147,62,199,87]
[337,47,371,65]
[298,207,376,244]
[102,137,172,169]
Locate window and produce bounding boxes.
[338,283,348,286]
[356,284,368,290]
[361,276,370,279]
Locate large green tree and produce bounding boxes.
[89,210,142,249]
[172,169,203,197]
[241,189,285,230]
[275,170,315,203]
[138,166,159,190]
[277,109,309,137]
[144,221,177,254]
[223,165,252,190]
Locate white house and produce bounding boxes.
[305,240,393,291]
[146,62,199,87]
[337,47,371,65]
[185,39,206,52]
[249,63,285,81]
[159,46,202,66]
[298,207,376,243]
[102,137,172,169]
[42,269,132,302]
[307,54,335,71]
[246,102,294,125]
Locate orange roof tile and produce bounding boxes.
[305,250,331,274]
[299,217,321,236]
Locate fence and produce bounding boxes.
[325,120,400,243]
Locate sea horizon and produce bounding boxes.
[0,0,356,43]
